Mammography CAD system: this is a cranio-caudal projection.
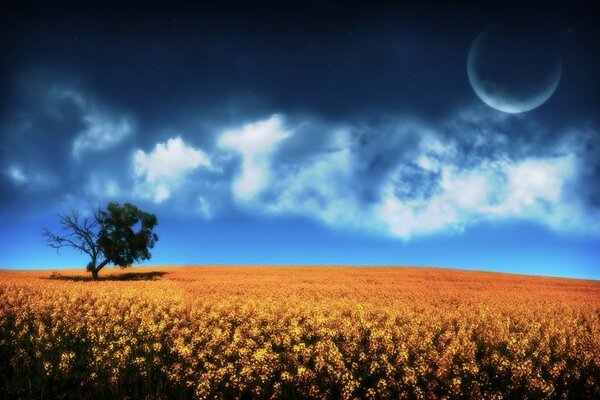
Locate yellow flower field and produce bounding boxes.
[1,266,599,399]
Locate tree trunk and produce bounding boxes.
[90,259,110,281]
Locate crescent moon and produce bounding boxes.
[467,25,562,114]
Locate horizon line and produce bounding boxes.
[2,263,598,282]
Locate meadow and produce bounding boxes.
[1,266,599,399]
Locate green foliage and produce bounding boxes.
[43,202,159,279]
[97,203,159,267]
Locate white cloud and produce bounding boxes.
[72,113,132,159]
[505,159,569,206]
[218,115,290,201]
[133,136,212,203]
[259,131,371,228]
[153,184,170,203]
[219,124,380,230]
[378,191,461,238]
[215,112,595,239]
[377,148,580,238]
[134,137,211,182]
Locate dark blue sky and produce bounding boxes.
[1,1,599,279]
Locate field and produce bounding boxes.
[1,266,599,399]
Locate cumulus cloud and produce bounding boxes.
[378,151,580,238]
[218,114,290,201]
[6,75,595,241]
[259,130,389,231]
[217,111,597,239]
[133,136,212,203]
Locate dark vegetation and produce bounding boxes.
[47,271,168,281]
[42,203,159,280]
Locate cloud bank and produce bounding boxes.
[212,112,597,239]
[2,80,598,240]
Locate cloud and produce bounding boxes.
[218,114,290,201]
[85,174,121,199]
[4,72,597,241]
[3,164,56,191]
[216,111,598,239]
[133,136,212,203]
[44,86,134,160]
[217,120,383,231]
[377,151,580,238]
[197,196,212,219]
[266,135,358,219]
[5,165,27,184]
[0,79,140,215]
[72,113,132,160]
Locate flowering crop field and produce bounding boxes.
[1,266,599,399]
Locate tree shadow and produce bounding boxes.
[47,271,168,281]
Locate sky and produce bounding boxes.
[1,1,599,279]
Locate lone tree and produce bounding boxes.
[43,202,158,280]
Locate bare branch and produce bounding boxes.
[42,208,103,260]
[42,227,95,258]
[59,211,98,253]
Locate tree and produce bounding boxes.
[43,202,158,280]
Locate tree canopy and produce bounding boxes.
[43,202,158,280]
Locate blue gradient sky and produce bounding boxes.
[1,2,599,279]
